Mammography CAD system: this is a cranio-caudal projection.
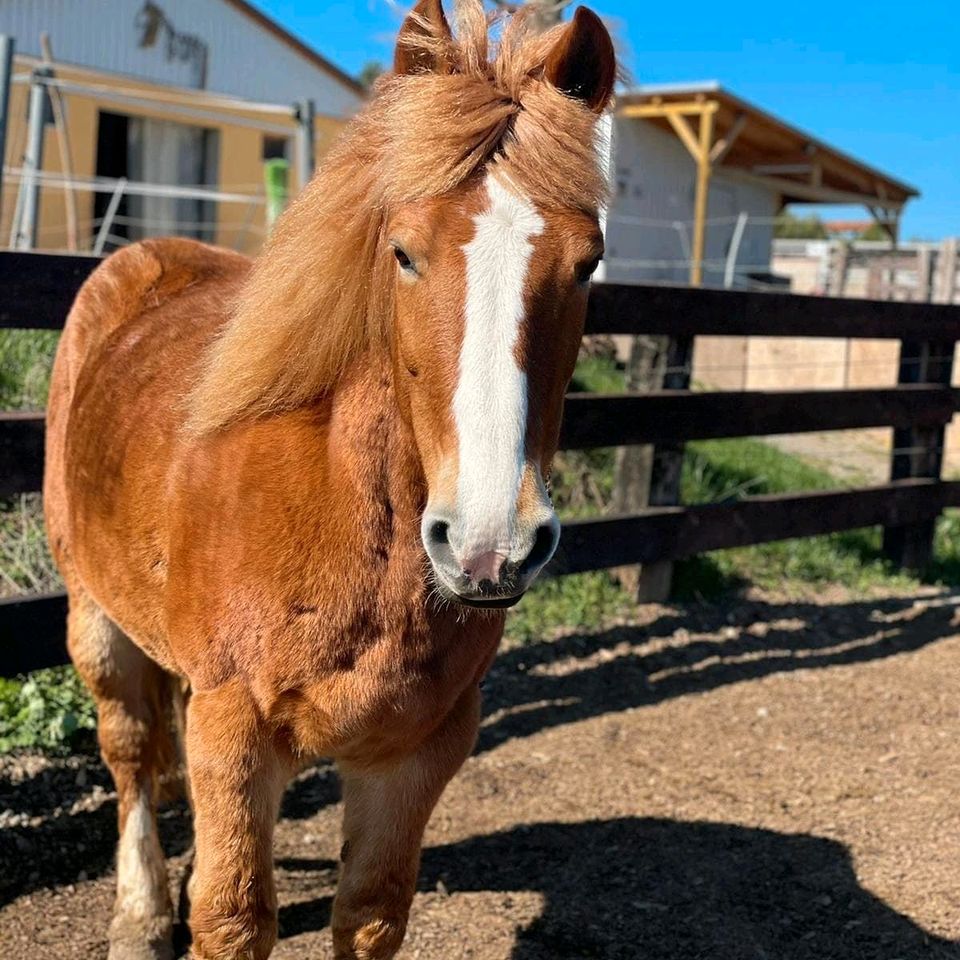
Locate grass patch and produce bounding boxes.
[0,329,58,409]
[0,494,61,597]
[504,570,628,648]
[550,350,623,519]
[674,438,917,599]
[569,352,626,394]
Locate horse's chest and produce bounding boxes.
[283,617,501,763]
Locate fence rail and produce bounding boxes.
[552,479,960,575]
[3,251,960,676]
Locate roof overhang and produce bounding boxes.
[618,83,917,212]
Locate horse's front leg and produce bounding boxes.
[185,680,290,960]
[332,684,481,959]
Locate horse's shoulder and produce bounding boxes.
[70,238,250,346]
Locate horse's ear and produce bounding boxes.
[394,0,453,76]
[543,7,616,113]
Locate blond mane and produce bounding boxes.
[186,0,610,435]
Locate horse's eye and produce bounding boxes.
[394,247,415,272]
[577,256,601,286]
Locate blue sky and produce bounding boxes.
[254,1,958,239]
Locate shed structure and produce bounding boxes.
[609,82,918,288]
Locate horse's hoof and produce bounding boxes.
[108,915,175,960]
[107,941,174,960]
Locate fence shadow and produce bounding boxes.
[478,591,958,754]
[276,816,958,958]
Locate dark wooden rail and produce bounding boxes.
[550,479,960,575]
[0,252,99,329]
[2,252,960,676]
[586,282,960,339]
[559,386,960,450]
[0,411,45,498]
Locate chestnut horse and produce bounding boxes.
[44,2,615,957]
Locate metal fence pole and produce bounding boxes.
[0,36,14,230]
[15,67,52,250]
[295,98,315,192]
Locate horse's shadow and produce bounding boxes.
[279,816,959,959]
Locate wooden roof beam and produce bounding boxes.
[867,203,902,244]
[709,112,747,165]
[722,167,907,208]
[665,111,702,162]
[752,163,815,176]
[620,101,718,119]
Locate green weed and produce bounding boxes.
[0,667,96,754]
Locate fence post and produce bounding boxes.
[915,246,933,303]
[612,333,694,601]
[934,238,958,304]
[14,67,52,251]
[882,336,955,570]
[295,98,315,192]
[0,36,14,230]
[827,240,849,297]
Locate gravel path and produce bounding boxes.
[3,585,960,959]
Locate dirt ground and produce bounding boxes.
[3,585,960,959]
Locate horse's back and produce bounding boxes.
[44,238,250,656]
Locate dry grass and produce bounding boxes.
[0,495,62,598]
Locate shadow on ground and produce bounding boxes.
[0,795,192,907]
[281,817,959,959]
[479,592,959,754]
[2,591,957,918]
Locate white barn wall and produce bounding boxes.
[0,0,362,116]
[605,119,778,287]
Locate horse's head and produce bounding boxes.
[186,0,615,610]
[386,0,616,608]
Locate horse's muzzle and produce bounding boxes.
[421,509,560,608]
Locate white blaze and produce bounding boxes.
[453,173,544,558]
[453,174,544,556]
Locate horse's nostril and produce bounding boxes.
[428,520,450,546]
[520,522,558,575]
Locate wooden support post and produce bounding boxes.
[612,334,694,602]
[934,238,958,304]
[0,36,14,230]
[629,100,718,286]
[690,106,716,286]
[828,241,850,297]
[915,246,933,303]
[611,99,715,600]
[882,337,955,570]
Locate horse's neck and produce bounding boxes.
[329,353,424,541]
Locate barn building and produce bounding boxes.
[0,0,365,254]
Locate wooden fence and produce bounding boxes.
[3,251,960,676]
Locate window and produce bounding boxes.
[93,110,220,250]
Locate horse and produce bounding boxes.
[43,2,616,957]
